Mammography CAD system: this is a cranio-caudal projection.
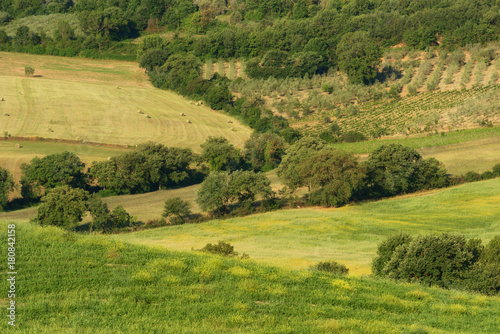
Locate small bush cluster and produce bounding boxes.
[373,233,500,295]
[312,261,349,275]
[198,241,248,259]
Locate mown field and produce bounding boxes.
[0,52,252,152]
[1,221,499,333]
[115,178,500,275]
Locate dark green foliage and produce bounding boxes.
[0,29,9,44]
[196,172,231,214]
[20,151,86,201]
[492,164,500,177]
[200,241,238,257]
[204,81,232,110]
[373,233,498,294]
[228,170,273,204]
[312,260,349,275]
[277,136,325,192]
[88,195,135,233]
[200,136,240,172]
[244,132,287,172]
[372,233,412,276]
[196,170,272,215]
[464,171,482,182]
[78,7,134,42]
[302,148,365,207]
[159,53,202,90]
[87,194,111,232]
[480,236,500,265]
[363,144,448,198]
[0,166,14,211]
[337,31,382,84]
[34,186,89,229]
[24,65,35,76]
[90,143,192,195]
[0,11,10,25]
[162,197,192,225]
[110,205,135,230]
[139,49,171,72]
[342,130,366,143]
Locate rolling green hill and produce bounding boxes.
[1,221,499,333]
[115,178,500,275]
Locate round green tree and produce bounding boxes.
[336,31,382,84]
[34,186,89,229]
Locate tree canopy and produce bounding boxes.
[20,151,86,201]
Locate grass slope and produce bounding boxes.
[1,222,499,333]
[0,52,252,152]
[115,179,500,275]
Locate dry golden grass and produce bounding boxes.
[0,52,252,152]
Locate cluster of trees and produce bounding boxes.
[0,22,136,59]
[34,185,136,232]
[2,0,499,71]
[277,139,449,207]
[90,142,194,195]
[18,143,195,201]
[192,138,456,217]
[373,233,500,295]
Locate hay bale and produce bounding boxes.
[230,127,236,131]
[145,115,151,118]
[1,97,4,101]
[180,112,186,116]
[116,86,121,89]
[4,113,9,116]
[138,110,144,114]
[186,119,191,123]
[227,120,233,123]
[15,143,22,149]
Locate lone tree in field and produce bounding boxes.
[24,66,35,76]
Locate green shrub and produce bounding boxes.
[200,241,238,257]
[372,233,412,276]
[162,197,191,225]
[24,65,35,76]
[312,260,349,275]
[373,234,487,291]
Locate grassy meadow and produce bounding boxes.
[1,221,499,333]
[0,52,252,152]
[115,178,500,275]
